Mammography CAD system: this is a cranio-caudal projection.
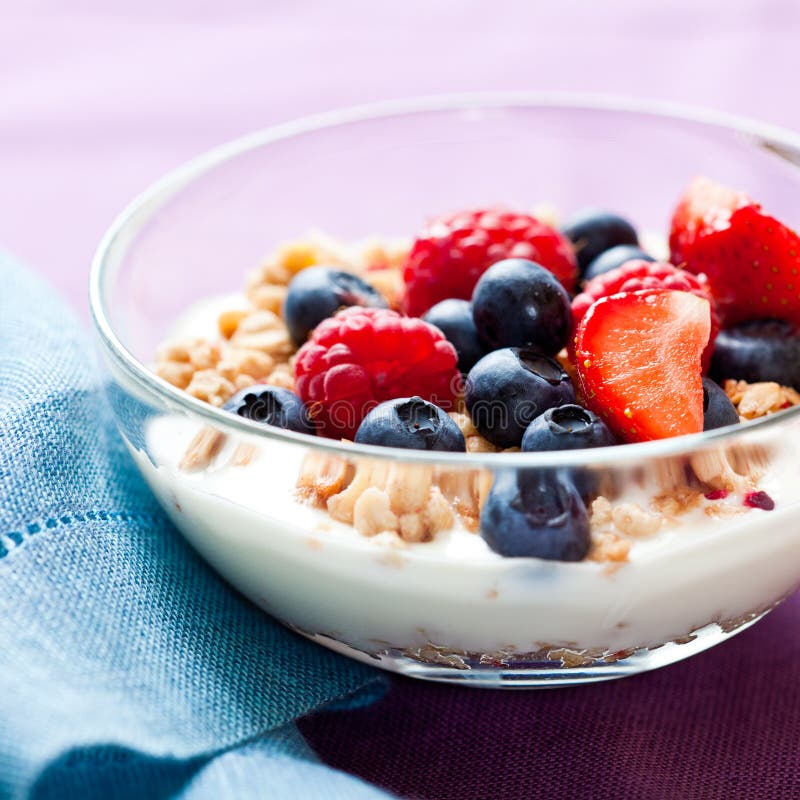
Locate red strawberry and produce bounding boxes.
[683,205,800,326]
[574,290,710,442]
[669,176,753,267]
[402,208,577,316]
[571,259,720,370]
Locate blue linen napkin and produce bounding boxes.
[0,252,391,800]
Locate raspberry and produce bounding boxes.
[294,307,460,439]
[571,259,720,370]
[401,208,578,317]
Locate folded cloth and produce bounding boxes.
[0,252,391,800]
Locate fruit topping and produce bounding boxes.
[668,175,753,267]
[574,289,711,442]
[464,348,575,449]
[582,245,655,283]
[471,258,573,355]
[710,319,800,390]
[284,266,387,345]
[521,404,616,452]
[702,377,740,431]
[744,490,775,511]
[294,307,459,439]
[422,298,487,374]
[572,259,720,370]
[223,385,316,435]
[401,208,577,316]
[670,178,800,326]
[354,396,466,451]
[520,404,616,501]
[480,470,590,561]
[561,209,639,275]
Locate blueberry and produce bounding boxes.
[520,404,616,501]
[702,378,740,431]
[480,470,590,561]
[423,299,487,374]
[521,404,616,452]
[582,245,655,283]
[471,258,572,355]
[223,385,316,435]
[464,348,575,449]
[354,396,466,451]
[710,319,800,390]
[283,266,387,345]
[561,209,639,275]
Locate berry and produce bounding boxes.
[744,490,775,511]
[464,348,575,449]
[480,470,590,561]
[709,319,800,390]
[574,290,711,442]
[668,176,753,267]
[702,377,740,431]
[582,245,655,283]
[354,396,465,451]
[294,307,459,439]
[283,266,387,345]
[401,208,578,316]
[223,385,316,435]
[471,258,573,355]
[561,209,639,275]
[520,404,616,500]
[521,404,616,451]
[422,299,487,374]
[671,179,800,325]
[572,259,720,370]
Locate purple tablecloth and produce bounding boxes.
[4,3,800,797]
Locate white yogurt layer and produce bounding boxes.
[133,291,800,659]
[135,411,800,659]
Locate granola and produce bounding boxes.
[180,427,226,472]
[348,593,788,671]
[156,234,406,410]
[725,379,800,419]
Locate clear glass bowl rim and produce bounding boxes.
[89,90,800,469]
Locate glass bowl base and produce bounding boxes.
[289,611,770,689]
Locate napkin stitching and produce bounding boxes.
[0,510,164,559]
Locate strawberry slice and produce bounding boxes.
[575,290,711,442]
[684,205,800,326]
[570,258,720,372]
[669,176,754,267]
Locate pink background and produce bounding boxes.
[3,1,800,316]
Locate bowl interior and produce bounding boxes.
[97,97,800,361]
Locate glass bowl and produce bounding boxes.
[90,93,800,688]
